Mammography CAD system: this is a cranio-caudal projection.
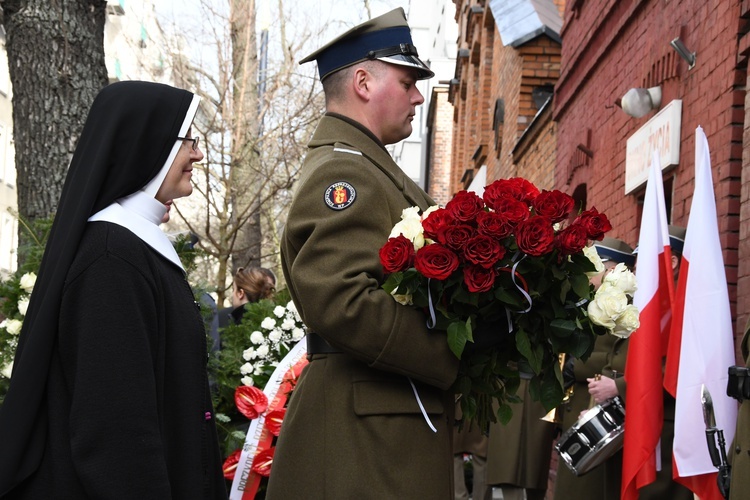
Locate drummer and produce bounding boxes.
[554,236,635,500]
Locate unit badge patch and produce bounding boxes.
[324,182,356,211]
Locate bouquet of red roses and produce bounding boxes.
[379,177,616,431]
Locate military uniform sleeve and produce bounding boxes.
[58,254,171,498]
[284,152,459,389]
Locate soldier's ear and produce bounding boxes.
[353,67,373,101]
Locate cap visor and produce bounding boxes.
[378,54,434,79]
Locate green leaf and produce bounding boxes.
[550,319,577,338]
[497,403,514,425]
[447,320,470,358]
[516,328,542,373]
[569,272,592,300]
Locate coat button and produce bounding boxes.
[736,445,742,454]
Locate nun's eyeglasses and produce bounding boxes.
[176,136,200,151]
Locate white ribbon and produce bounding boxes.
[408,377,437,433]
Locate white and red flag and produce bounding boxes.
[622,152,674,499]
[663,126,737,499]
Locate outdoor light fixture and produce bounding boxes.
[620,86,662,119]
[671,37,696,69]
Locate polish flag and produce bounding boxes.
[622,152,674,499]
[663,126,737,499]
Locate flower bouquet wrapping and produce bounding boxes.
[379,178,634,432]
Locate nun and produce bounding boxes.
[0,81,226,499]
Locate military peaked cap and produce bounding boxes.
[300,7,434,81]
[594,236,636,267]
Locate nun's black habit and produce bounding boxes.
[0,81,226,499]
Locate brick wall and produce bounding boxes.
[427,87,455,206]
[555,0,747,355]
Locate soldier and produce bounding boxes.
[266,8,461,498]
[554,236,635,499]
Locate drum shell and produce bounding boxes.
[555,396,625,476]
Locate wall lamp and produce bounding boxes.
[619,86,662,119]
[671,37,696,70]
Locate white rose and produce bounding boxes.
[268,329,282,342]
[250,331,265,345]
[1,361,13,379]
[390,288,413,306]
[603,263,638,296]
[273,305,286,318]
[17,297,29,316]
[587,284,628,329]
[583,245,605,277]
[594,284,628,318]
[389,218,425,250]
[612,304,640,338]
[240,362,254,375]
[242,347,256,360]
[253,364,265,376]
[421,205,440,219]
[286,301,298,314]
[291,327,305,341]
[261,317,276,330]
[19,273,37,293]
[1,319,23,336]
[281,318,296,331]
[241,376,254,387]
[256,344,269,357]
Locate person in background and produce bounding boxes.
[728,318,750,500]
[554,236,635,500]
[266,8,464,498]
[453,405,490,500]
[486,359,556,500]
[0,81,226,498]
[219,266,276,328]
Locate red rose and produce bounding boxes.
[437,224,474,251]
[476,211,513,239]
[422,208,455,240]
[484,178,540,209]
[235,385,269,419]
[463,234,506,268]
[445,190,485,223]
[507,177,540,203]
[222,449,242,480]
[493,196,530,226]
[379,235,415,273]
[464,264,497,293]
[515,216,555,256]
[264,408,286,436]
[555,223,589,256]
[414,244,460,280]
[251,447,275,477]
[533,189,575,223]
[575,207,612,240]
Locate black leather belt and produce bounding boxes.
[306,332,342,355]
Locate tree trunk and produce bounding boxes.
[229,0,262,272]
[4,0,108,264]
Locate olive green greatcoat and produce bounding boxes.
[266,114,460,500]
[554,333,627,500]
[728,323,750,500]
[485,377,556,490]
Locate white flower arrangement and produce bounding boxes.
[587,262,640,338]
[0,272,37,380]
[240,300,307,385]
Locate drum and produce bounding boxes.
[555,396,625,476]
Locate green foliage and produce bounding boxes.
[387,237,606,433]
[207,289,302,459]
[0,215,53,405]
